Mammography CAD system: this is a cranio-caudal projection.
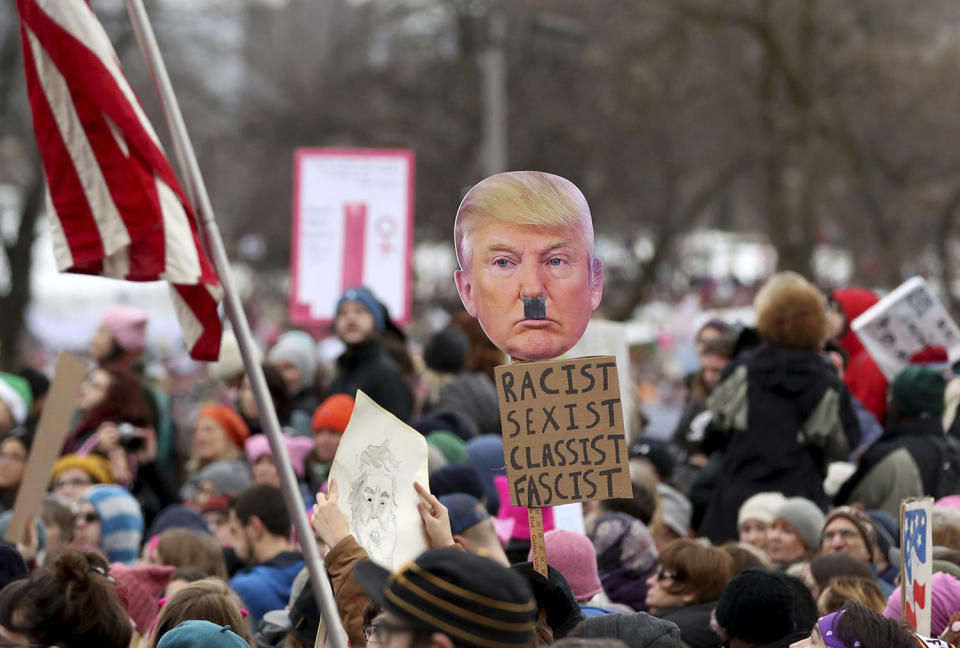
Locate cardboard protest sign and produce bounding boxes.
[5,352,86,545]
[328,390,429,570]
[900,497,934,636]
[495,356,631,507]
[852,277,960,381]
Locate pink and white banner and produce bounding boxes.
[291,148,415,326]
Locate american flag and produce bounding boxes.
[16,0,222,361]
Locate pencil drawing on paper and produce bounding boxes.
[348,440,401,566]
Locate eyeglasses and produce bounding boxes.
[363,621,411,643]
[656,565,678,582]
[54,478,93,490]
[0,642,48,647]
[822,528,860,542]
[74,512,100,524]
[0,452,26,463]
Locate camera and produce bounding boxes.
[117,423,145,451]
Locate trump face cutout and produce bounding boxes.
[454,171,603,361]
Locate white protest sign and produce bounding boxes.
[291,148,415,325]
[328,390,429,569]
[568,319,636,444]
[900,497,934,637]
[851,277,960,381]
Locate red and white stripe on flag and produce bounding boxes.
[16,0,223,361]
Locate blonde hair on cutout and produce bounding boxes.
[454,171,594,268]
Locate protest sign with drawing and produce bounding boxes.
[852,277,960,381]
[900,497,934,637]
[328,390,429,570]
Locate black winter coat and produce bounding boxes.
[328,339,413,422]
[697,345,861,544]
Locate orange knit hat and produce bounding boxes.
[197,404,250,448]
[311,394,355,434]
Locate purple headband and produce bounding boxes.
[817,611,861,648]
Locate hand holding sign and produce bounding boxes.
[414,481,454,548]
[312,478,350,549]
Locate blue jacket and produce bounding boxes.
[229,551,304,626]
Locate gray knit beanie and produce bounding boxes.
[773,497,826,552]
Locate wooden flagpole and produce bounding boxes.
[119,3,348,647]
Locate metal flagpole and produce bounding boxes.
[120,3,349,647]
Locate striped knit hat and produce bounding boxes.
[355,548,536,648]
[83,484,144,564]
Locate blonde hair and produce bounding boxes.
[155,529,229,581]
[754,271,827,350]
[454,171,594,268]
[149,579,253,648]
[819,576,886,614]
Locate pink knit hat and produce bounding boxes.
[533,529,603,601]
[884,571,960,635]
[101,306,148,355]
[493,475,554,540]
[109,563,174,634]
[244,434,314,479]
[936,495,960,512]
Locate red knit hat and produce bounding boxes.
[197,404,250,448]
[311,394,355,434]
[909,345,949,365]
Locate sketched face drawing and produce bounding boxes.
[348,441,400,566]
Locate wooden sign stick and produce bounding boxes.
[510,356,548,577]
[527,506,548,576]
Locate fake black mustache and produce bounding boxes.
[524,296,546,319]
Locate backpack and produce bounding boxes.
[933,433,960,498]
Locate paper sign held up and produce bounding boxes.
[328,390,429,571]
[495,356,632,508]
[852,277,960,381]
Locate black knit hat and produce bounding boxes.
[714,569,794,643]
[425,327,469,374]
[354,549,536,648]
[509,562,584,639]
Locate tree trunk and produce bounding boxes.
[0,159,43,370]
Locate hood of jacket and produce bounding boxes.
[832,288,879,358]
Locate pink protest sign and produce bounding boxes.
[291,148,415,326]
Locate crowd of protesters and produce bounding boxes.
[0,271,958,648]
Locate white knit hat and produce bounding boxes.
[738,492,787,530]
